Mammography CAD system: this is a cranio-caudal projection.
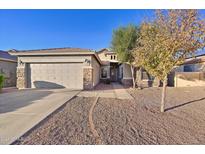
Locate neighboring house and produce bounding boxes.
[173,54,205,87]
[0,50,17,87]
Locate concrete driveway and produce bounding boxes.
[0,89,80,144]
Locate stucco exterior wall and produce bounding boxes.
[122,63,132,79]
[91,56,100,87]
[98,52,109,61]
[119,63,133,86]
[119,64,123,79]
[98,50,118,62]
[0,60,17,87]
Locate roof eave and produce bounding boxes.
[8,51,94,56]
[8,51,102,65]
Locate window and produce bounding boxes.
[114,55,116,60]
[111,55,113,60]
[184,65,195,72]
[101,68,107,78]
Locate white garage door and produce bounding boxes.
[28,63,83,89]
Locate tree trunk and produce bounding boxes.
[130,65,135,88]
[137,67,142,89]
[161,76,167,112]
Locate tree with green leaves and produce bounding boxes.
[134,10,205,112]
[111,24,140,88]
[0,74,5,92]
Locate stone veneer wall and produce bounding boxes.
[16,67,27,89]
[83,67,93,90]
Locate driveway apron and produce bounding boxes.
[0,89,80,144]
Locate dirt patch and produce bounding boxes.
[16,97,96,145]
[88,97,102,144]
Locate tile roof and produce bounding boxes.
[97,48,114,53]
[8,47,102,65]
[10,47,93,53]
[0,50,17,61]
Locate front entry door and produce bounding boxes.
[110,66,117,82]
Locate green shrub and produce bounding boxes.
[0,74,5,91]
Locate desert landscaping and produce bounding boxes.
[15,85,205,145]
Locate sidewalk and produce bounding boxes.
[111,82,133,99]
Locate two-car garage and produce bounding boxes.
[28,63,83,89]
[9,48,101,90]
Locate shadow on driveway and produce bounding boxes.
[0,89,53,114]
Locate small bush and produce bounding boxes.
[0,74,5,91]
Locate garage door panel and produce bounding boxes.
[28,63,83,89]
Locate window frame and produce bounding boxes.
[101,67,107,78]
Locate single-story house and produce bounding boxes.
[8,47,161,90]
[9,47,135,90]
[173,54,205,87]
[12,47,204,89]
[0,50,17,87]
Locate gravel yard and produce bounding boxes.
[16,97,96,145]
[16,86,205,145]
